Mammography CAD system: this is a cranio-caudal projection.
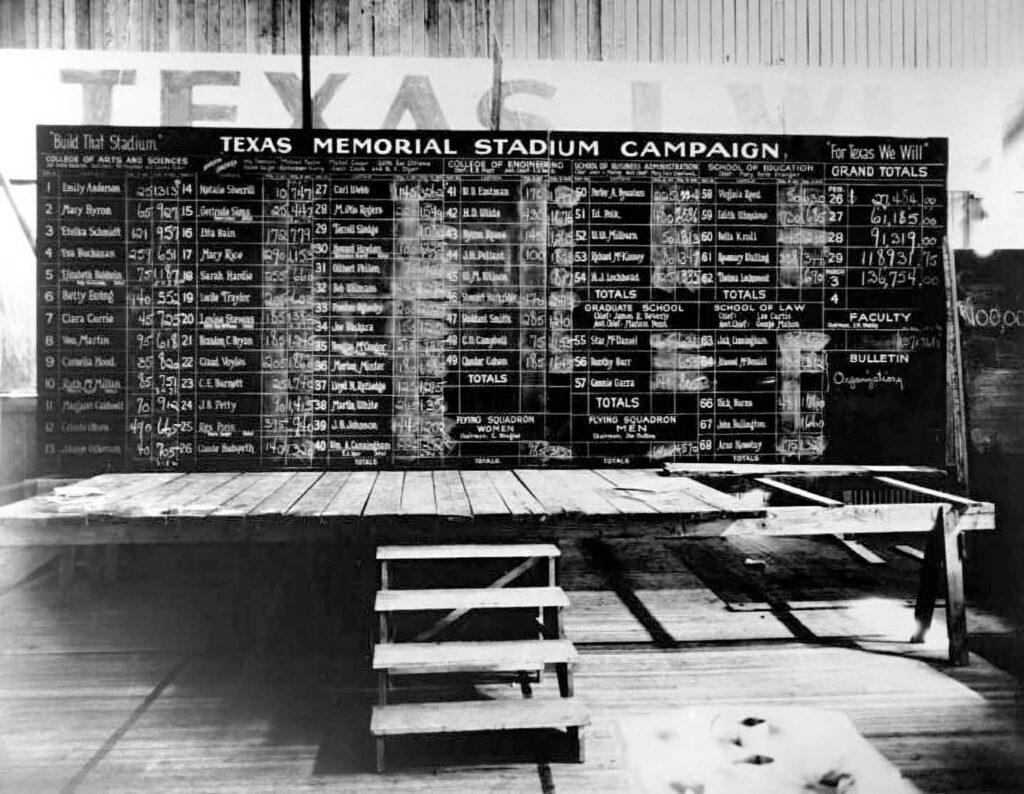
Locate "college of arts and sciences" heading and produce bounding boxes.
[219,134,783,160]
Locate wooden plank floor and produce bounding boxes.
[0,537,1021,792]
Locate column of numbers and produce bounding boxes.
[150,176,195,468]
[125,177,156,466]
[37,177,60,467]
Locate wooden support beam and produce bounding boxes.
[755,476,844,506]
[378,559,390,643]
[833,537,885,565]
[750,480,859,567]
[378,543,559,560]
[944,241,971,490]
[874,476,978,506]
[556,661,573,696]
[543,603,564,640]
[664,463,941,476]
[569,725,584,762]
[412,556,540,641]
[893,544,925,561]
[911,526,939,646]
[670,476,739,511]
[942,508,969,665]
[697,502,994,537]
[911,507,969,665]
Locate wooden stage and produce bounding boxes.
[0,465,997,665]
[0,533,1021,792]
[0,465,1015,790]
[0,466,996,544]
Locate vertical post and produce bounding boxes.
[378,559,389,643]
[556,663,573,697]
[941,507,969,665]
[364,525,378,674]
[959,191,971,250]
[911,510,944,644]
[542,555,556,638]
[568,726,584,763]
[300,0,313,130]
[542,605,561,640]
[943,240,970,491]
[911,506,970,666]
[489,0,502,130]
[375,541,388,774]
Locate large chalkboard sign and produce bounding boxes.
[37,126,947,473]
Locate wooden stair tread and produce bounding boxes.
[374,639,578,671]
[377,543,560,561]
[375,586,569,612]
[371,698,589,736]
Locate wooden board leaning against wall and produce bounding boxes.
[953,250,1024,612]
[955,251,1024,465]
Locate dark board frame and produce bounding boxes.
[955,250,1024,461]
[36,126,948,473]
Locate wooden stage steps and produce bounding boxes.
[371,542,588,772]
[377,543,562,560]
[371,698,590,736]
[373,639,578,673]
[375,586,569,612]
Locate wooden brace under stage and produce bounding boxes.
[911,505,969,665]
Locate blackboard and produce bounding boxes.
[36,126,947,473]
[955,251,1024,458]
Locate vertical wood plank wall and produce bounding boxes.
[1,0,1022,67]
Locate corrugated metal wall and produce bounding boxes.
[1,0,1022,67]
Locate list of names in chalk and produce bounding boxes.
[37,127,947,472]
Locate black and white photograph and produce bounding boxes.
[0,2,1022,791]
